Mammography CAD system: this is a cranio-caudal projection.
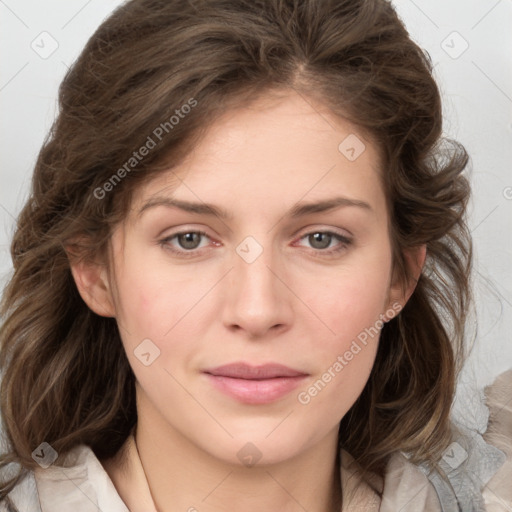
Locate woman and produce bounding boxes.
[0,0,510,510]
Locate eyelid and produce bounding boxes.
[292,229,352,253]
[161,228,219,246]
[159,225,351,243]
[292,224,353,242]
[159,225,353,260]
[158,230,353,259]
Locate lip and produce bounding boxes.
[203,362,309,405]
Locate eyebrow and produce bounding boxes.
[137,195,372,220]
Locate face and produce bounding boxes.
[100,90,404,466]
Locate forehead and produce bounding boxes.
[128,90,385,221]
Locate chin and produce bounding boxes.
[202,425,316,468]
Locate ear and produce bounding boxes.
[386,244,426,316]
[67,252,116,318]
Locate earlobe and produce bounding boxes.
[69,258,116,318]
[386,244,427,317]
[403,243,427,302]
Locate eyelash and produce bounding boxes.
[158,229,352,259]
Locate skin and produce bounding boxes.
[70,89,425,512]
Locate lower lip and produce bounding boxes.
[204,374,308,404]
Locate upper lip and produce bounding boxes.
[203,362,308,380]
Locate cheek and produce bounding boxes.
[304,255,391,351]
[296,249,393,417]
[112,251,203,337]
[296,270,387,418]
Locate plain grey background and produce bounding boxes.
[1,0,511,430]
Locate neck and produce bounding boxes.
[133,390,342,512]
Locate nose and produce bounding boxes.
[222,238,294,339]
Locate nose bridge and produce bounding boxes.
[233,234,280,303]
[223,234,291,335]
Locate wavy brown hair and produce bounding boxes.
[0,0,471,499]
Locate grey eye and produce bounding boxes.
[177,232,203,250]
[307,232,333,249]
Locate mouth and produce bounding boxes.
[203,362,309,405]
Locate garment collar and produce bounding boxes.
[35,432,440,512]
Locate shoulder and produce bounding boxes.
[340,450,442,511]
[417,369,512,512]
[0,470,40,511]
[2,442,129,511]
[381,452,443,511]
[481,369,512,509]
[370,369,512,512]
